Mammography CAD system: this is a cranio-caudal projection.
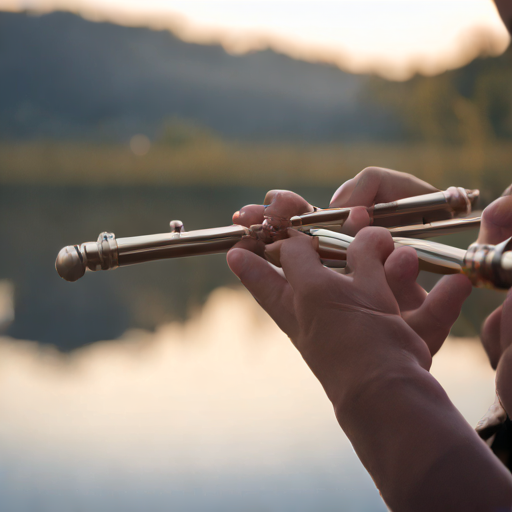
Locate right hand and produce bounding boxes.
[478,190,512,415]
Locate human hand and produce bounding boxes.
[228,176,512,510]
[228,226,510,511]
[332,167,472,356]
[231,167,469,358]
[228,226,433,402]
[478,189,512,415]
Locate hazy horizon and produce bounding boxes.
[1,0,510,79]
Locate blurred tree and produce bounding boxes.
[365,47,512,145]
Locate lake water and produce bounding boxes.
[0,287,498,512]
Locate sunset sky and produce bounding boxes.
[1,0,510,78]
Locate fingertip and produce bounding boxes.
[226,248,248,277]
[330,179,354,207]
[438,273,473,297]
[342,206,371,236]
[385,246,419,282]
[356,226,395,257]
[453,273,473,299]
[348,227,395,280]
[481,306,503,369]
[478,195,512,244]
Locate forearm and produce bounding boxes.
[333,359,512,511]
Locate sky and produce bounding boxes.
[1,0,510,78]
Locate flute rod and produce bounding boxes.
[387,216,481,239]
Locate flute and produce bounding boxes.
[55,186,501,286]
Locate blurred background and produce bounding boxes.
[0,1,511,510]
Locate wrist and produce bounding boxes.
[332,359,439,425]
[303,316,432,408]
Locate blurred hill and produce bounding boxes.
[0,10,400,142]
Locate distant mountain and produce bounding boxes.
[0,10,402,142]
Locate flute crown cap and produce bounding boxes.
[55,246,86,282]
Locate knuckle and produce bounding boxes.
[359,166,385,182]
[357,226,393,248]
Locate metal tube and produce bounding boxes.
[291,187,479,229]
[387,216,481,239]
[311,229,512,289]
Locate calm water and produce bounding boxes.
[0,287,498,512]
[0,184,502,350]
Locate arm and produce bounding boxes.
[228,170,512,510]
[228,227,512,511]
[479,190,512,416]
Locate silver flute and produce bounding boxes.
[54,186,510,290]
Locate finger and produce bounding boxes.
[477,194,512,245]
[481,305,503,369]
[230,237,266,258]
[346,227,395,288]
[500,288,512,353]
[496,344,512,418]
[330,167,439,208]
[407,274,472,356]
[227,248,298,338]
[340,206,371,236]
[384,246,426,312]
[233,204,266,227]
[264,190,314,219]
[274,230,330,294]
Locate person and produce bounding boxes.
[228,169,512,511]
[224,4,512,510]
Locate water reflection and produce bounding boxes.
[0,287,497,512]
